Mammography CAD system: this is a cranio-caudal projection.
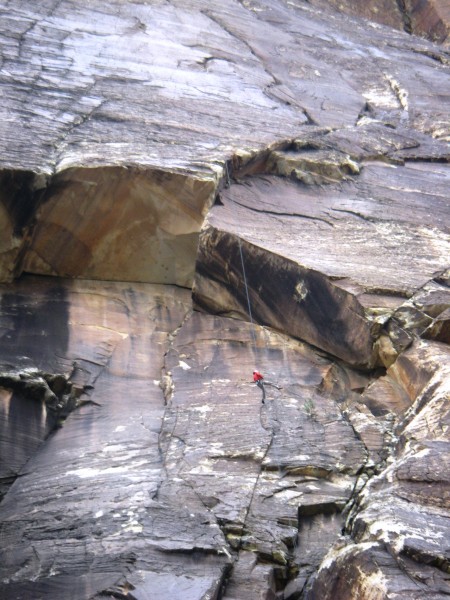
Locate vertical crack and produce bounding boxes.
[396,0,413,34]
[153,308,192,500]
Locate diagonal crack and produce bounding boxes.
[200,7,313,121]
[231,198,335,227]
[395,0,413,34]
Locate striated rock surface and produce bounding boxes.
[0,276,366,599]
[0,277,232,598]
[0,0,449,599]
[1,0,449,284]
[193,134,450,367]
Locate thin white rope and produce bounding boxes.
[225,161,257,350]
[225,159,300,575]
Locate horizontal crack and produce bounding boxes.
[231,198,335,227]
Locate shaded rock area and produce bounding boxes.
[0,365,75,501]
[307,0,450,45]
[0,0,449,599]
[0,277,366,599]
[0,276,448,598]
[0,277,232,599]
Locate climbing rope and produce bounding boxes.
[225,161,258,351]
[225,158,300,572]
[225,159,285,424]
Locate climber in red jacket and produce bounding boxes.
[253,370,266,403]
[253,370,282,404]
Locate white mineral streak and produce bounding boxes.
[66,461,149,478]
[318,541,379,573]
[362,83,400,109]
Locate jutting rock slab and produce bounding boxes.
[193,153,450,368]
[0,0,448,285]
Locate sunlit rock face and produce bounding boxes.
[0,0,448,284]
[0,0,449,599]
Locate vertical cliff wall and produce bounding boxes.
[0,1,449,598]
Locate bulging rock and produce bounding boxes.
[309,340,450,599]
[194,159,449,369]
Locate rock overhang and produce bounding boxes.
[1,0,449,290]
[193,149,450,368]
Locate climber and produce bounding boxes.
[253,370,282,404]
[253,370,266,403]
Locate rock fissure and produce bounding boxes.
[51,95,107,170]
[232,197,337,228]
[396,0,414,34]
[201,8,280,87]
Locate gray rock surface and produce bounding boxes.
[0,0,449,599]
[0,0,448,284]
[0,277,365,598]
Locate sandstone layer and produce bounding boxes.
[0,0,448,285]
[0,0,449,599]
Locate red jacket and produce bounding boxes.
[253,371,264,382]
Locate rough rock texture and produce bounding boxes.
[0,276,366,599]
[0,363,75,501]
[0,0,449,599]
[0,0,449,284]
[307,0,450,45]
[309,340,450,599]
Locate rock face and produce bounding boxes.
[0,0,449,599]
[307,0,450,45]
[0,277,233,599]
[0,276,366,599]
[193,136,450,368]
[310,340,450,599]
[0,0,448,284]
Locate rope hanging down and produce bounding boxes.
[225,161,257,350]
[225,161,282,403]
[225,160,298,564]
